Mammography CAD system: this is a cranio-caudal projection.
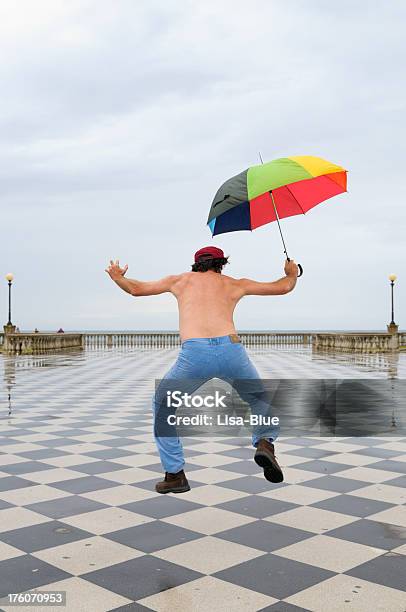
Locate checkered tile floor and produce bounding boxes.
[0,347,405,611]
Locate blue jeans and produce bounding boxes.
[152,335,278,473]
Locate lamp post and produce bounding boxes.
[387,273,398,334]
[3,273,16,335]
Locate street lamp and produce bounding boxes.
[387,273,398,334]
[5,273,14,325]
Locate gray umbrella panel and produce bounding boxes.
[207,169,248,223]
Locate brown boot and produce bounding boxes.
[155,470,191,494]
[254,439,284,483]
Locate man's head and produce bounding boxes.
[192,246,229,273]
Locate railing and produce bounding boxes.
[84,332,181,349]
[83,332,311,350]
[239,332,310,348]
[2,333,83,355]
[312,332,400,353]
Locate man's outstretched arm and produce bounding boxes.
[238,259,299,296]
[105,260,179,296]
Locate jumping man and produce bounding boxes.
[106,247,298,493]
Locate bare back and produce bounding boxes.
[171,271,243,341]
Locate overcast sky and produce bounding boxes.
[1,0,404,331]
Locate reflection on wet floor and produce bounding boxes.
[0,347,405,610]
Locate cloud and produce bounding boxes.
[1,1,405,330]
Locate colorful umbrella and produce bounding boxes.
[207,155,348,276]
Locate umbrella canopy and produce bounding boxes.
[208,155,347,236]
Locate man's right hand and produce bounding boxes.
[105,259,129,281]
[284,259,298,277]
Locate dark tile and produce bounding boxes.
[105,520,202,553]
[0,476,34,492]
[344,438,391,446]
[0,438,25,446]
[142,462,202,473]
[26,495,108,519]
[182,448,205,457]
[218,495,299,519]
[211,461,261,475]
[96,438,141,448]
[328,519,406,550]
[218,447,254,459]
[286,447,337,459]
[301,476,369,493]
[385,475,406,488]
[352,447,402,459]
[69,461,130,475]
[84,449,135,460]
[282,438,321,446]
[0,499,13,510]
[135,478,204,492]
[121,496,203,519]
[346,552,406,591]
[0,520,93,553]
[297,460,352,475]
[259,603,308,612]
[0,554,71,598]
[111,603,153,611]
[311,494,394,517]
[365,460,406,474]
[1,461,54,475]
[18,449,70,460]
[35,438,79,447]
[82,555,202,599]
[216,477,286,494]
[52,476,119,494]
[214,553,333,598]
[216,520,313,552]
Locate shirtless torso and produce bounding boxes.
[106,258,298,341]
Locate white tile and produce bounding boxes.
[162,507,255,534]
[62,507,154,534]
[139,576,276,611]
[42,455,99,467]
[0,484,69,505]
[20,468,84,484]
[0,541,25,561]
[180,485,249,506]
[154,536,265,574]
[335,467,401,483]
[266,506,357,534]
[187,454,241,467]
[286,573,406,612]
[98,467,158,484]
[350,484,406,505]
[21,577,132,612]
[0,507,50,532]
[33,535,142,574]
[80,484,156,505]
[188,468,243,484]
[368,505,406,528]
[273,534,384,572]
[260,484,339,505]
[322,453,381,467]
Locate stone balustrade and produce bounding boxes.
[1,331,404,355]
[2,333,83,355]
[83,332,312,350]
[312,332,401,353]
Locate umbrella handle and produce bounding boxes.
[287,257,303,278]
